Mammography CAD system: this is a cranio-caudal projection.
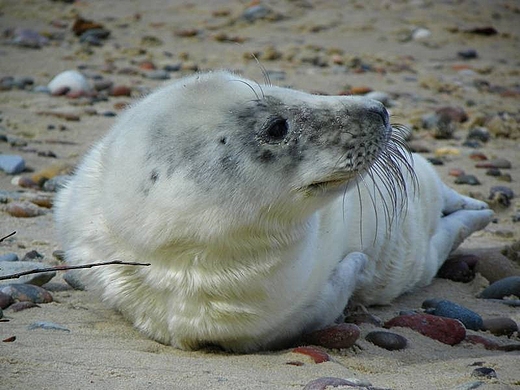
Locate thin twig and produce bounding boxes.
[0,260,150,281]
[0,231,16,243]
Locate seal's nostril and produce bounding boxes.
[368,105,389,127]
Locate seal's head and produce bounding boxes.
[99,71,411,249]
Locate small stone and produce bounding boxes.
[292,346,331,363]
[458,49,478,59]
[427,157,444,166]
[365,331,407,351]
[467,26,498,36]
[467,127,490,143]
[9,301,39,312]
[475,158,511,169]
[436,106,468,123]
[48,70,91,95]
[93,79,113,91]
[110,85,132,97]
[0,155,25,174]
[469,152,487,161]
[412,27,432,40]
[79,28,110,45]
[10,28,49,48]
[72,17,104,36]
[303,377,370,390]
[485,168,501,177]
[163,63,182,72]
[344,312,383,327]
[0,291,13,309]
[471,367,497,379]
[479,276,520,299]
[384,313,466,345]
[425,299,483,331]
[242,5,272,22]
[302,323,360,349]
[63,270,86,291]
[0,261,55,286]
[449,168,465,177]
[462,140,481,148]
[436,254,477,282]
[0,283,53,303]
[455,174,480,185]
[481,317,518,337]
[471,248,520,283]
[5,202,47,218]
[28,321,70,332]
[489,186,514,201]
[434,147,460,156]
[0,253,19,262]
[144,70,170,80]
[42,175,70,192]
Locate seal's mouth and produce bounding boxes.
[300,171,359,193]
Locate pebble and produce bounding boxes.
[0,253,19,262]
[0,283,53,303]
[453,381,485,390]
[93,79,113,91]
[144,70,170,80]
[481,317,518,337]
[10,28,49,48]
[110,85,132,97]
[0,261,56,286]
[471,248,520,283]
[33,85,51,94]
[454,174,480,185]
[302,323,360,349]
[303,377,374,390]
[0,291,13,309]
[479,276,520,299]
[475,158,511,169]
[467,127,490,143]
[365,331,407,351]
[434,147,460,156]
[62,270,86,291]
[462,140,481,148]
[424,299,483,331]
[163,63,182,72]
[471,367,497,379]
[458,49,478,60]
[0,155,26,174]
[384,313,466,345]
[48,70,92,95]
[242,5,273,22]
[436,254,477,283]
[5,201,47,218]
[489,186,514,201]
[344,312,383,327]
[427,157,444,166]
[436,106,468,123]
[485,168,501,177]
[28,321,70,332]
[469,152,487,161]
[79,28,110,46]
[412,27,432,41]
[42,175,70,192]
[9,301,39,312]
[291,346,331,363]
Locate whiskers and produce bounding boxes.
[348,123,418,246]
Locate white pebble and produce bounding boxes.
[48,70,91,94]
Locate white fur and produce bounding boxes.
[55,71,493,352]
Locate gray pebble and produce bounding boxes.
[453,381,484,390]
[455,174,480,185]
[489,186,514,200]
[0,261,56,286]
[457,49,478,59]
[0,291,12,308]
[42,175,71,192]
[479,276,520,299]
[144,70,170,80]
[32,85,51,94]
[163,63,182,72]
[424,299,483,330]
[0,253,19,262]
[481,317,518,337]
[365,331,407,350]
[242,5,271,22]
[63,270,86,291]
[28,321,70,332]
[11,28,49,48]
[0,154,25,174]
[467,127,490,143]
[471,367,496,379]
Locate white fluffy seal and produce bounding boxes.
[55,71,493,352]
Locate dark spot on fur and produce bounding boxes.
[219,137,227,145]
[258,149,275,163]
[150,169,159,183]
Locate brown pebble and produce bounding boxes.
[0,291,13,309]
[113,102,129,110]
[349,86,373,95]
[9,301,40,312]
[139,61,156,70]
[471,248,520,283]
[72,17,104,36]
[110,85,132,97]
[449,168,465,177]
[2,336,16,342]
[475,158,512,169]
[5,202,46,218]
[435,106,468,123]
[292,346,331,363]
[469,152,487,161]
[365,331,407,351]
[302,323,360,349]
[482,317,518,337]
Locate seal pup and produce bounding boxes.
[55,71,493,352]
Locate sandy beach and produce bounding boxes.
[1,1,519,389]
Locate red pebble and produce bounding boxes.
[292,346,331,364]
[110,85,132,97]
[469,152,488,161]
[464,334,500,350]
[384,313,466,345]
[139,61,156,70]
[449,168,465,177]
[302,323,360,349]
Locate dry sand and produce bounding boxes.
[1,1,519,389]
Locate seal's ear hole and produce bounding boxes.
[219,137,227,145]
[266,117,288,141]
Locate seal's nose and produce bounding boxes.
[367,100,390,128]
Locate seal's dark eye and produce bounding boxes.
[265,117,288,141]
